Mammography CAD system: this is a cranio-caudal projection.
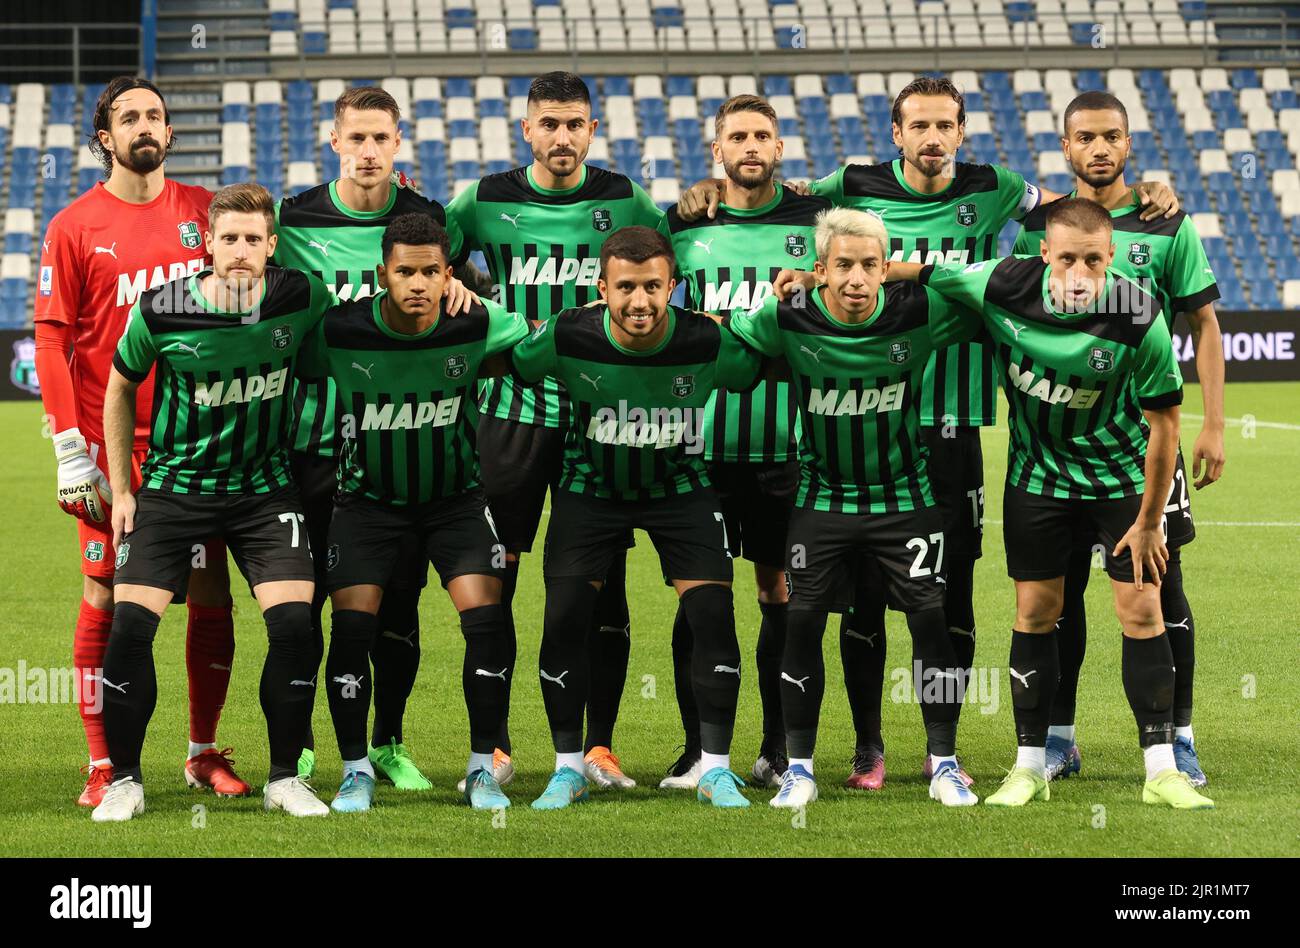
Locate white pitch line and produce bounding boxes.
[985,518,1300,528]
[1181,413,1300,432]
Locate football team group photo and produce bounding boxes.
[2,0,1296,874]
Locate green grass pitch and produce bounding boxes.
[1,384,1297,857]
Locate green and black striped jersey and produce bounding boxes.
[447,164,665,428]
[273,177,462,458]
[921,256,1183,500]
[1013,194,1220,330]
[726,283,977,514]
[661,183,829,462]
[509,304,762,500]
[300,293,529,506]
[113,267,332,494]
[811,159,1040,427]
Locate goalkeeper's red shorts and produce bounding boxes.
[75,441,146,579]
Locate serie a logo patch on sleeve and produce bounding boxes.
[40,266,53,296]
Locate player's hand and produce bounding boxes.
[784,180,811,196]
[1191,426,1226,489]
[676,178,724,222]
[1113,522,1167,591]
[443,276,478,316]
[772,268,818,301]
[111,491,136,552]
[1135,181,1179,221]
[391,170,422,194]
[53,428,113,524]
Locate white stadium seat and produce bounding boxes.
[223,81,251,106]
[887,72,916,98]
[1247,108,1278,133]
[1282,191,1300,217]
[728,75,758,97]
[1283,281,1300,310]
[1200,68,1230,92]
[1198,149,1229,174]
[1024,110,1055,135]
[4,209,34,235]
[1223,128,1253,153]
[650,178,681,205]
[829,94,860,119]
[951,70,981,93]
[965,112,993,134]
[1191,212,1222,238]
[1240,88,1269,113]
[1141,169,1172,187]
[1271,169,1300,197]
[857,74,888,97]
[1037,151,1070,177]
[1262,68,1292,93]
[1013,70,1042,94]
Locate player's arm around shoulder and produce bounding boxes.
[103,302,153,543]
[917,256,1001,318]
[921,283,982,349]
[505,309,561,384]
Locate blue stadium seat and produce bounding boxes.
[1138,70,1168,91]
[1019,91,1048,112]
[4,233,32,255]
[1032,132,1058,152]
[825,75,854,95]
[653,7,685,28]
[1248,280,1280,308]
[1231,68,1260,89]
[963,91,984,113]
[508,29,537,50]
[665,76,694,97]
[449,119,477,138]
[445,8,476,29]
[222,103,250,123]
[1271,90,1298,111]
[78,167,100,195]
[1075,70,1104,92]
[1192,130,1220,151]
[302,32,326,54]
[763,76,792,97]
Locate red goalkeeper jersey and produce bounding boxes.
[35,179,212,448]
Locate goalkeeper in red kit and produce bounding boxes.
[34,77,248,806]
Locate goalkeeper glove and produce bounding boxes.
[53,428,113,524]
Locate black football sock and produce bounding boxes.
[839,582,887,754]
[943,553,978,676]
[680,584,742,756]
[101,602,162,784]
[371,585,420,747]
[1122,632,1175,748]
[584,553,631,752]
[539,578,598,753]
[460,604,511,755]
[1008,629,1059,749]
[907,606,961,757]
[756,600,788,754]
[1051,544,1092,728]
[783,608,829,760]
[262,601,319,782]
[494,559,519,754]
[1160,552,1195,729]
[670,601,701,751]
[325,609,375,764]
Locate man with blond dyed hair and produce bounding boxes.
[725,207,982,810]
[93,183,335,822]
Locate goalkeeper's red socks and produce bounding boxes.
[186,600,235,746]
[74,599,114,763]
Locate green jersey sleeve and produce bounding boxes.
[1165,216,1220,315]
[809,165,845,203]
[714,321,763,391]
[630,181,667,228]
[920,259,998,315]
[483,300,531,355]
[993,164,1041,222]
[924,285,982,349]
[445,181,480,265]
[722,295,783,356]
[1132,317,1184,409]
[112,302,158,382]
[508,316,559,384]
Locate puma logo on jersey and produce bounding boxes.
[1007,363,1101,409]
[693,237,715,254]
[42,240,50,254]
[193,368,290,407]
[579,372,602,390]
[174,341,203,358]
[1008,667,1038,687]
[508,256,600,287]
[499,212,522,228]
[1003,318,1026,340]
[712,664,741,676]
[781,672,810,692]
[474,667,508,680]
[540,668,569,688]
[799,344,823,363]
[308,239,334,257]
[352,361,374,378]
[289,674,317,687]
[361,397,462,431]
[94,243,118,259]
[806,382,907,417]
[844,629,876,646]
